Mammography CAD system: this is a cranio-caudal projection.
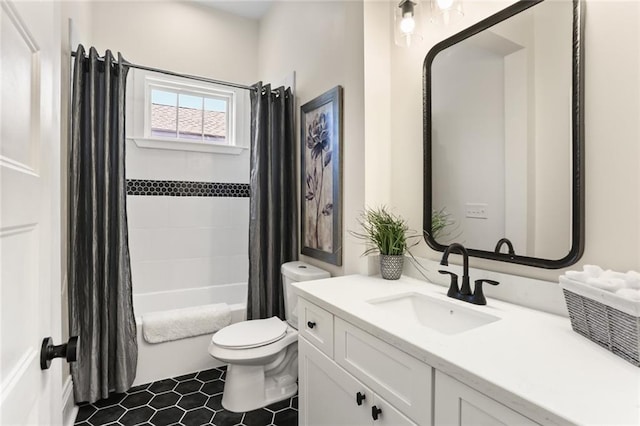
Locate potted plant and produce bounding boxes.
[351,206,420,280]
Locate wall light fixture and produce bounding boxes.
[394,0,424,47]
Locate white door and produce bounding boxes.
[1,0,62,424]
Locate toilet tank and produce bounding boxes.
[281,261,330,329]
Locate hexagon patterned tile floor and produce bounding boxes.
[74,367,298,426]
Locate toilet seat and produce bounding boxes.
[212,317,287,349]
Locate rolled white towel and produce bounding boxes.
[625,271,640,289]
[583,265,603,278]
[586,277,624,293]
[601,270,628,281]
[143,303,231,344]
[565,270,589,282]
[607,278,627,291]
[615,288,640,302]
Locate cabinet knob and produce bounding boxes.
[372,405,382,420]
[307,321,316,329]
[356,391,366,406]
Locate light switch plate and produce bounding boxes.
[465,203,488,219]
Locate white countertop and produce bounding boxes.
[292,274,640,426]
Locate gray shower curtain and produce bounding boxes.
[68,45,137,403]
[247,83,298,320]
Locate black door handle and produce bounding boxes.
[356,391,366,406]
[41,336,79,370]
[372,405,382,420]
[307,321,316,329]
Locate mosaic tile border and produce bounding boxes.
[127,179,250,197]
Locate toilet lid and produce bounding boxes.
[212,317,288,349]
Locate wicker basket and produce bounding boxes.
[560,276,640,367]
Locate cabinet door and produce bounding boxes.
[435,371,540,426]
[371,394,418,426]
[334,318,432,425]
[299,337,371,426]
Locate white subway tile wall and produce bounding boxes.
[127,196,249,295]
[125,131,250,302]
[126,140,250,183]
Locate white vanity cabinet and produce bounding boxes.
[294,275,640,426]
[297,296,545,426]
[434,371,540,426]
[297,299,430,426]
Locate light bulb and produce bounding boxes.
[400,14,416,34]
[436,0,454,10]
[395,0,423,47]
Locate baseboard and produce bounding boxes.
[62,376,78,426]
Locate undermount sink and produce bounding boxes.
[367,292,500,335]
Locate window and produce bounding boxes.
[128,70,249,154]
[149,88,230,143]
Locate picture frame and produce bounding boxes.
[300,86,343,266]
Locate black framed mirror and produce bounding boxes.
[423,0,584,269]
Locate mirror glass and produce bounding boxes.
[424,0,584,269]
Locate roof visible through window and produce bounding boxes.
[150,88,228,142]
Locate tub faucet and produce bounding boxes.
[494,238,515,256]
[439,242,500,305]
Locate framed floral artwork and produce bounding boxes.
[300,86,343,266]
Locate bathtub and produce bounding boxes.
[132,283,247,386]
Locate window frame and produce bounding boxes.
[128,70,249,155]
[146,81,233,143]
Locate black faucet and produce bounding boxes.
[494,238,515,256]
[439,243,500,305]
[439,243,471,296]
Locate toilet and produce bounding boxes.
[208,261,330,412]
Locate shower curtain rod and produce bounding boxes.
[70,50,257,92]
